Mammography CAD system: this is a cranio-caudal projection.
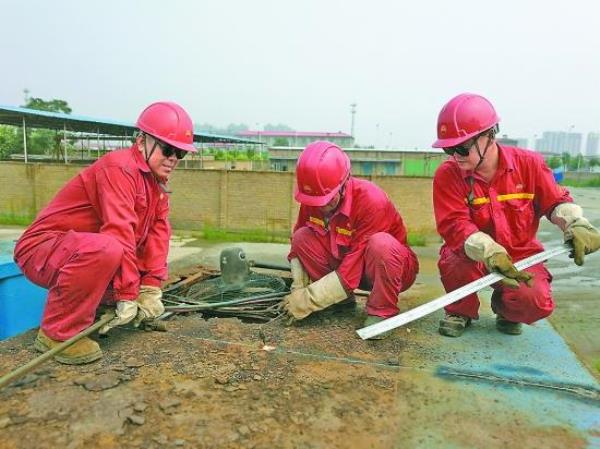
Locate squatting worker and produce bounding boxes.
[14,101,197,364]
[281,140,419,339]
[431,93,600,337]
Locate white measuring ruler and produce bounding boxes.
[356,243,571,340]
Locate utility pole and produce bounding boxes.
[350,103,357,137]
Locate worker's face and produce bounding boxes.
[318,192,342,215]
[451,134,490,171]
[139,134,182,179]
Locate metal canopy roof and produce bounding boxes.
[0,105,259,145]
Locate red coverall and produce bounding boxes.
[14,146,170,340]
[433,145,572,324]
[289,177,419,318]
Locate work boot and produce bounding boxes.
[362,315,392,340]
[496,315,522,335]
[34,329,103,365]
[439,314,471,337]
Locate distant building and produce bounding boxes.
[496,135,519,146]
[497,135,528,148]
[585,132,600,157]
[236,131,354,148]
[516,138,529,148]
[268,146,446,177]
[536,131,582,155]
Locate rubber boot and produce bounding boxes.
[362,315,392,340]
[439,314,471,337]
[496,315,522,335]
[34,329,103,365]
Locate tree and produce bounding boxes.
[0,125,21,159]
[569,154,585,171]
[19,94,73,157]
[23,97,72,114]
[263,123,294,132]
[272,137,289,147]
[196,123,249,136]
[561,152,571,170]
[546,156,562,170]
[589,157,600,171]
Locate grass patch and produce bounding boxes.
[196,226,290,244]
[595,359,600,374]
[192,226,429,246]
[561,177,600,188]
[407,232,427,247]
[0,213,34,226]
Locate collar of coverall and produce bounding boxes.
[460,143,515,181]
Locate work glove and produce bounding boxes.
[290,258,311,291]
[280,271,348,324]
[565,222,600,266]
[464,232,533,289]
[132,285,165,327]
[486,253,533,289]
[98,300,138,335]
[550,203,600,265]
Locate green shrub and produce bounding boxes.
[198,226,289,244]
[561,177,600,188]
[407,232,427,247]
[0,213,34,226]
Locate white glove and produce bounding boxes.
[99,300,138,335]
[464,231,508,271]
[290,258,311,291]
[132,285,165,327]
[282,271,348,320]
[550,203,584,231]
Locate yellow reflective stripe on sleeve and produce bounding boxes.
[497,193,535,201]
[465,193,534,205]
[335,227,353,236]
[309,216,325,227]
[468,197,490,205]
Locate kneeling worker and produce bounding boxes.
[431,93,600,337]
[14,101,197,363]
[281,141,419,339]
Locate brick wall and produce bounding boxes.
[0,163,436,235]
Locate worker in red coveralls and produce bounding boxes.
[432,93,600,337]
[280,141,419,339]
[13,101,197,364]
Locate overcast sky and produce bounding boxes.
[1,0,599,148]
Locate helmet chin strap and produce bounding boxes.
[473,132,494,172]
[141,133,159,165]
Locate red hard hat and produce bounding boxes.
[432,93,500,148]
[295,141,351,207]
[136,101,197,152]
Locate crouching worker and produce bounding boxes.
[13,101,197,364]
[431,93,600,337]
[281,141,419,339]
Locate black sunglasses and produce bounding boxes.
[443,139,474,157]
[155,139,187,160]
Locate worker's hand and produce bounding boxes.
[486,253,533,289]
[279,271,348,324]
[132,286,165,327]
[565,224,600,266]
[290,258,311,291]
[98,300,138,335]
[280,288,313,325]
